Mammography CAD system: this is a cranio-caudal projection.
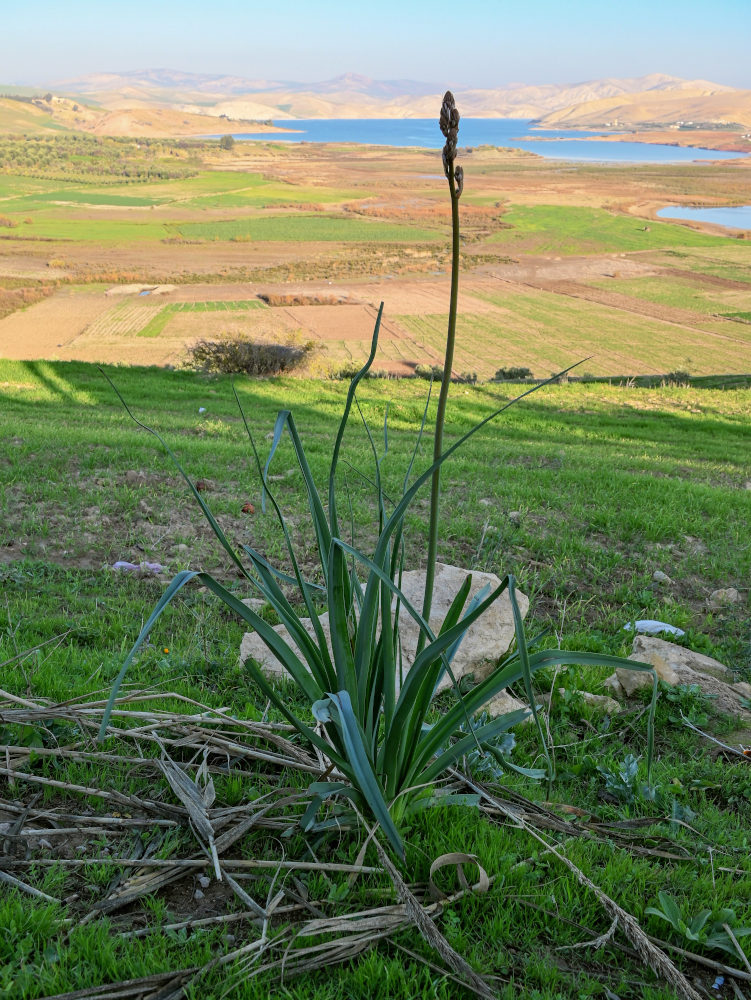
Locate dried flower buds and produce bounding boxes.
[439,91,462,197]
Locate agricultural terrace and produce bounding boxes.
[0,136,750,376]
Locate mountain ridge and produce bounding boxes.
[46,70,741,120]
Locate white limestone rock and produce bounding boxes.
[239,562,529,716]
[618,635,750,720]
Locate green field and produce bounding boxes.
[137,300,266,337]
[490,205,731,254]
[588,274,751,315]
[398,284,751,377]
[1,360,749,998]
[173,214,440,242]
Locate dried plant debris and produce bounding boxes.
[1,689,749,998]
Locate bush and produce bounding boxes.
[219,135,236,151]
[414,363,445,382]
[186,337,311,376]
[493,366,533,381]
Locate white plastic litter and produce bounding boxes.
[112,561,165,575]
[198,407,207,414]
[623,620,685,637]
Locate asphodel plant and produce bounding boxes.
[99,94,657,861]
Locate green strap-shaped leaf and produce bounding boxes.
[199,574,324,706]
[243,656,345,766]
[263,408,332,583]
[508,576,554,786]
[328,304,383,539]
[327,690,404,860]
[235,390,333,664]
[328,543,358,700]
[240,544,325,594]
[242,547,336,694]
[415,646,657,778]
[97,569,200,740]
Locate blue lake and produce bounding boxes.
[657,204,751,229]
[221,118,747,165]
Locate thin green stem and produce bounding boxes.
[418,160,460,654]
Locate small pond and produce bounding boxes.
[657,205,751,230]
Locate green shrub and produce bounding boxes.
[493,366,533,381]
[186,337,311,376]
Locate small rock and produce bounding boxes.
[619,636,750,720]
[484,689,528,718]
[508,510,522,525]
[708,588,742,610]
[558,689,621,714]
[242,598,267,612]
[193,889,205,900]
[197,874,211,889]
[175,543,190,553]
[38,838,53,850]
[125,470,147,487]
[602,673,625,698]
[478,498,492,506]
[652,570,672,585]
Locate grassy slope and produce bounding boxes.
[1,361,750,998]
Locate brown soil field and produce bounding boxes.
[0,289,113,360]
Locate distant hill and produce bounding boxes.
[3,72,748,139]
[0,93,286,137]
[48,69,743,121]
[534,85,751,129]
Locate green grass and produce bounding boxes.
[587,274,751,316]
[166,300,266,312]
[0,213,170,242]
[173,214,440,243]
[178,172,360,208]
[656,246,751,284]
[0,212,438,245]
[4,189,165,208]
[0,359,749,997]
[488,205,733,254]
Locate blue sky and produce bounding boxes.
[4,0,750,89]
